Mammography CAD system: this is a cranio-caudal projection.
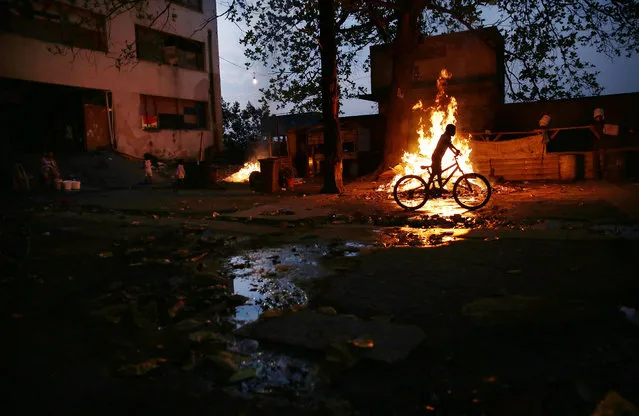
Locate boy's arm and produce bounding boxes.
[448,142,461,155]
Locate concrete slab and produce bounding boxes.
[234,311,426,364]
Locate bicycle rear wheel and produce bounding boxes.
[453,173,491,210]
[393,175,429,211]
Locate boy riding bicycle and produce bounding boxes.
[432,124,460,189]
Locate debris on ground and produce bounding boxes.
[260,209,296,216]
[118,358,167,376]
[461,295,592,325]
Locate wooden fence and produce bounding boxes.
[469,134,597,181]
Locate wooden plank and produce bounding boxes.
[489,161,559,167]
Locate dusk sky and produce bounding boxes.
[215,2,639,117]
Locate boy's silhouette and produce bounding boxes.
[431,124,460,188]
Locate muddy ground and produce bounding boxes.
[1,180,639,415]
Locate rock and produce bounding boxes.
[317,306,338,316]
[325,341,360,369]
[188,330,227,343]
[259,308,283,319]
[205,351,238,374]
[349,336,374,349]
[91,304,129,324]
[227,294,249,307]
[234,311,425,364]
[227,367,257,384]
[117,358,167,376]
[173,318,205,331]
[461,295,591,325]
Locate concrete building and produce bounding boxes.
[361,27,505,136]
[0,0,223,160]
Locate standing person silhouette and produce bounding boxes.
[174,159,186,193]
[431,124,460,189]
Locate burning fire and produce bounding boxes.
[381,69,473,191]
[223,161,260,183]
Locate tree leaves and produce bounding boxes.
[231,0,638,106]
[229,0,377,112]
[221,99,269,160]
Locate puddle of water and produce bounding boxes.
[224,241,371,327]
[228,338,319,397]
[588,224,639,239]
[220,241,371,400]
[409,197,473,217]
[376,227,470,248]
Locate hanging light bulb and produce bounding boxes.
[252,72,258,85]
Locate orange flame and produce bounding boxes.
[380,69,473,191]
[223,161,261,183]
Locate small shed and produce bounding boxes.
[286,114,385,178]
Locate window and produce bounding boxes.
[0,1,107,52]
[135,25,205,71]
[140,95,207,130]
[173,0,203,13]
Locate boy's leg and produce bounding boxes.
[431,163,442,189]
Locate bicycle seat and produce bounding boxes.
[420,165,430,170]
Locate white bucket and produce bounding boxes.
[539,114,551,127]
[71,181,81,190]
[63,180,73,191]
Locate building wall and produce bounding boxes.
[494,92,639,153]
[370,28,504,133]
[497,93,639,133]
[0,0,222,159]
[287,115,385,177]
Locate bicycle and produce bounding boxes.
[393,155,492,211]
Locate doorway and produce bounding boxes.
[0,77,111,153]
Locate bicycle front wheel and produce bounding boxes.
[453,173,491,210]
[393,175,429,211]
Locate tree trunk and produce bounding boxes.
[318,0,345,194]
[377,4,419,174]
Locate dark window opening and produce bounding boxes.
[0,77,109,154]
[135,25,205,71]
[0,1,107,52]
[343,142,355,153]
[140,95,207,131]
[173,0,203,13]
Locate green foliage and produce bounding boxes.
[227,0,383,112]
[229,0,639,105]
[490,0,639,100]
[221,100,270,162]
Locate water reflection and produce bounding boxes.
[377,227,470,248]
[228,338,319,397]
[387,191,475,217]
[224,242,369,327]
[221,242,369,399]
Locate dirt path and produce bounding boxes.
[1,182,638,415]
